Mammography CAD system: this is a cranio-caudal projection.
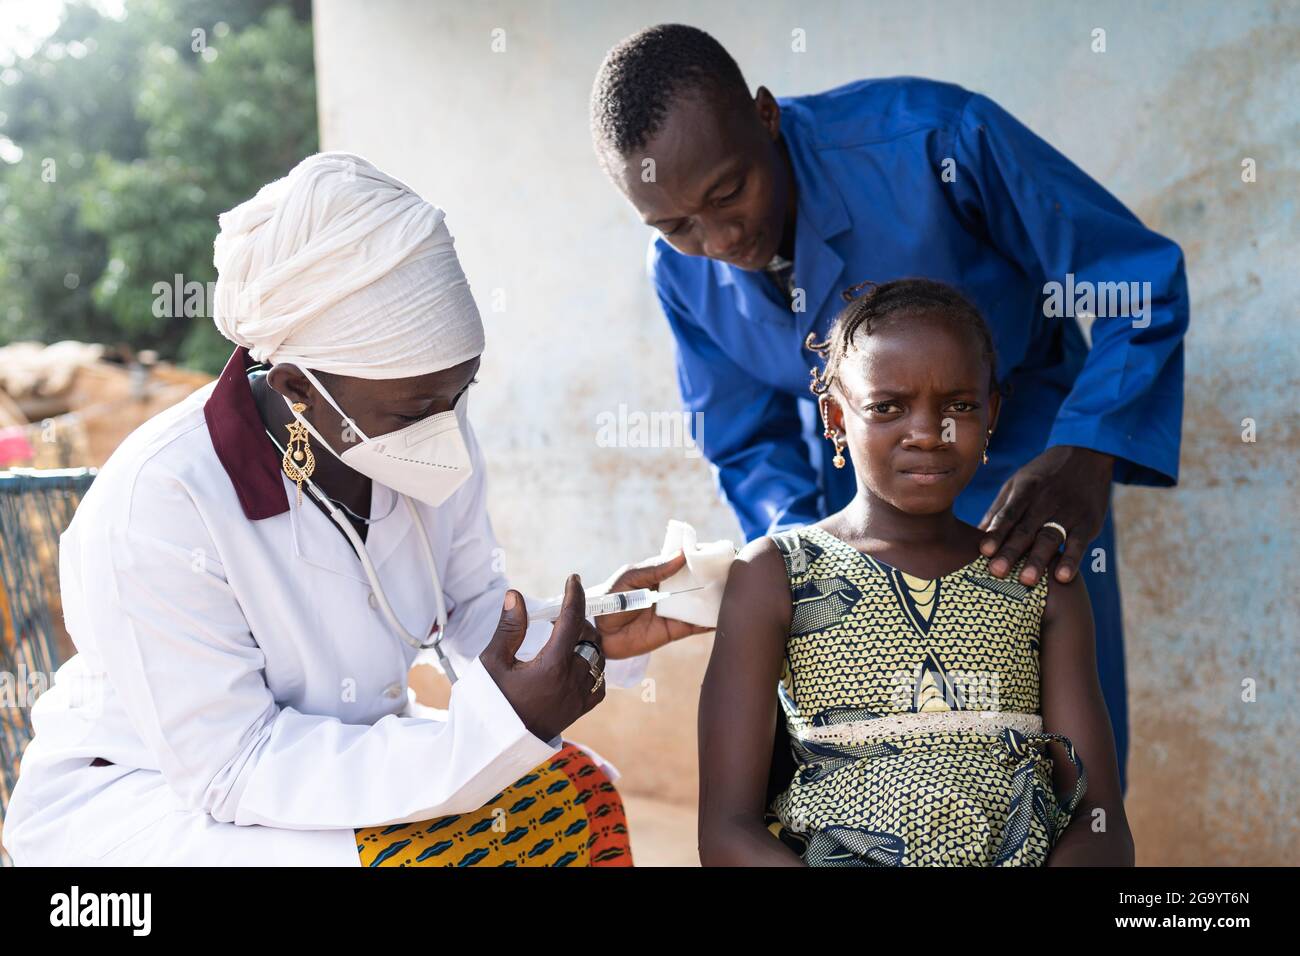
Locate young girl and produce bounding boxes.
[697,278,1133,867]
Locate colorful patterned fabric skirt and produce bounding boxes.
[355,742,633,867]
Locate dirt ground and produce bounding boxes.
[622,794,698,867]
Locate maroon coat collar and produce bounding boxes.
[204,346,290,520]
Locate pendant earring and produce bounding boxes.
[282,403,315,506]
[820,402,846,468]
[982,430,991,465]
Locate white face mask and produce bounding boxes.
[285,365,473,508]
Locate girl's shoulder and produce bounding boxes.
[725,535,794,630]
[736,533,792,580]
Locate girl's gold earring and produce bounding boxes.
[821,402,845,467]
[982,431,991,465]
[282,403,315,506]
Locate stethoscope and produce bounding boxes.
[263,424,460,684]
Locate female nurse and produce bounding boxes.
[2,153,703,866]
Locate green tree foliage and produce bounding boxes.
[0,0,317,372]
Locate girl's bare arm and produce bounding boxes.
[1040,570,1136,866]
[697,537,804,866]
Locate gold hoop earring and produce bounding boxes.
[282,403,315,506]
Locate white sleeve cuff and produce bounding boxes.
[604,652,651,690]
[454,655,560,762]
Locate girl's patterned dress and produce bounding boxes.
[768,527,1086,867]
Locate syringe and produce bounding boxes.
[526,587,700,624]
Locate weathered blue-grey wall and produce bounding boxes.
[314,0,1299,864]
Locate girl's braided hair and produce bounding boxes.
[806,278,999,398]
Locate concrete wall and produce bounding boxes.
[313,0,1299,864]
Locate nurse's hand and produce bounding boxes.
[978,445,1115,587]
[481,574,606,743]
[594,550,713,659]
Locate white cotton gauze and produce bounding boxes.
[655,519,737,630]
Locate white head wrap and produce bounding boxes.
[211,152,484,380]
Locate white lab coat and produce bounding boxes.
[1,379,648,865]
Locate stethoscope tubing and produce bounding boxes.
[265,426,459,682]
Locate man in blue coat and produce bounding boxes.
[590,25,1188,791]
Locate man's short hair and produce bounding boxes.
[590,23,750,158]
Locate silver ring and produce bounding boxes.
[1042,521,1068,542]
[574,641,605,692]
